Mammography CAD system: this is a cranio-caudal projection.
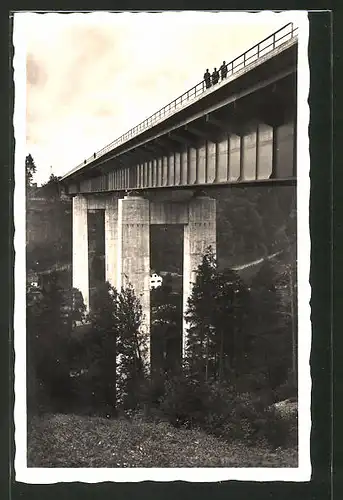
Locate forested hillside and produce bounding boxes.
[151,184,296,279]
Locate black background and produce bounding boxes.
[1,5,337,500]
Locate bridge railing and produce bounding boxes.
[68,22,298,177]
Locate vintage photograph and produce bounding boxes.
[15,10,310,481]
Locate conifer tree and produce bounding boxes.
[151,277,182,378]
[116,284,148,410]
[25,154,37,191]
[213,267,251,380]
[184,247,218,381]
[184,247,251,383]
[249,260,293,388]
[26,272,80,410]
[88,282,119,413]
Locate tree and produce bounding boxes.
[26,273,84,412]
[26,154,37,191]
[85,282,147,413]
[151,278,182,379]
[87,282,119,413]
[41,173,62,199]
[184,247,251,383]
[212,267,251,380]
[62,287,87,329]
[248,260,294,389]
[116,284,148,410]
[184,247,218,381]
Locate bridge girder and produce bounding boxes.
[184,123,218,143]
[168,131,198,149]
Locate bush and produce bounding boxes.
[159,376,212,428]
[158,376,295,448]
[273,370,298,402]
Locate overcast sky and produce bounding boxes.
[19,11,300,185]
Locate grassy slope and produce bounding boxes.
[27,414,297,468]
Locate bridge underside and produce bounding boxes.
[66,62,297,196]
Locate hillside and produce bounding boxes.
[28,413,297,468]
[152,184,296,280]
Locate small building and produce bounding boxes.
[150,273,163,290]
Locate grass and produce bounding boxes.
[27,413,298,468]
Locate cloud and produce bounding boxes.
[21,11,299,184]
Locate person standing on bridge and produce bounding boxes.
[220,61,228,80]
[204,69,211,89]
[211,67,219,85]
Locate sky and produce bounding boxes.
[19,10,300,185]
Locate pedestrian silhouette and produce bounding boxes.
[212,67,219,85]
[220,61,228,80]
[204,69,211,89]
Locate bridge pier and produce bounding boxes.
[72,191,217,369]
[104,194,119,289]
[117,195,151,366]
[72,194,89,310]
[182,196,217,355]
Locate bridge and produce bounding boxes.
[61,23,298,366]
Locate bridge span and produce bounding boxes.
[61,23,298,368]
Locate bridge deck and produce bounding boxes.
[62,23,298,183]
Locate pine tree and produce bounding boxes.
[116,284,148,410]
[213,268,251,380]
[184,247,251,383]
[151,279,182,378]
[184,247,218,381]
[249,260,293,388]
[26,154,37,191]
[41,173,62,199]
[26,272,77,411]
[88,282,119,413]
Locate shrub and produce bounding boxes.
[159,376,295,448]
[274,369,298,402]
[159,375,208,428]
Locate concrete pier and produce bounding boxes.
[105,195,119,289]
[72,195,89,310]
[117,195,151,364]
[183,196,217,355]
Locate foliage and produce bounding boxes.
[40,173,62,199]
[184,246,251,383]
[184,247,217,380]
[86,282,119,414]
[76,282,148,414]
[62,287,87,328]
[248,260,295,389]
[159,376,296,448]
[26,154,37,190]
[26,195,72,274]
[116,284,148,410]
[215,185,296,268]
[27,413,298,468]
[151,278,182,379]
[26,274,87,413]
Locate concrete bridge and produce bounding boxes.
[61,23,298,364]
